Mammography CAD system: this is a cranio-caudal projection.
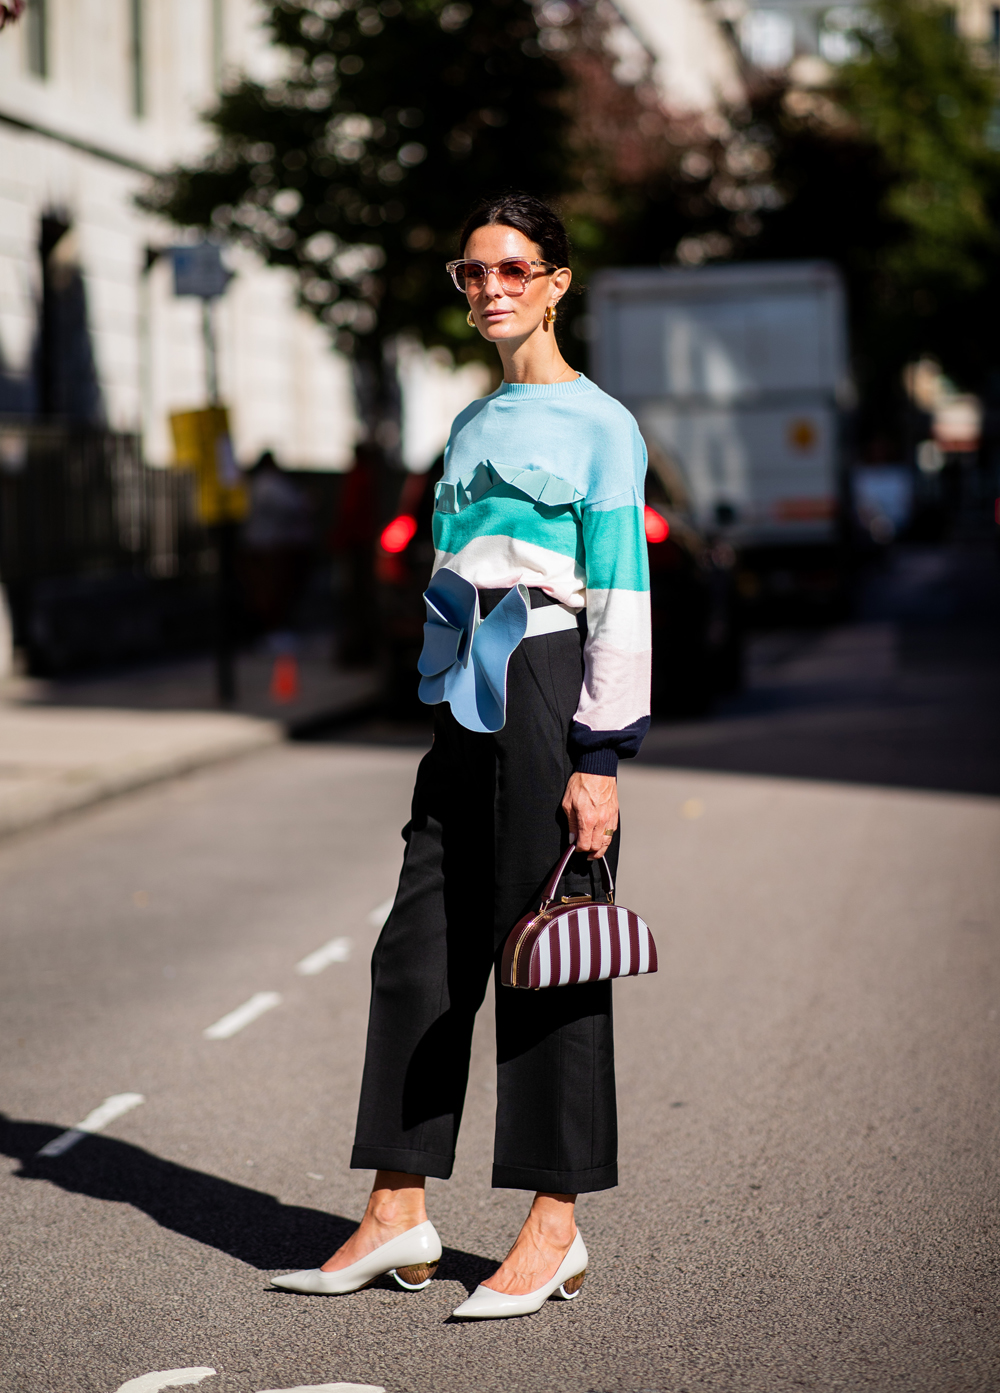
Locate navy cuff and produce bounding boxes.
[574,747,620,777]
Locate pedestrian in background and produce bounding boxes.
[272,192,651,1318]
[240,450,314,700]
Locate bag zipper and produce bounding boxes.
[510,896,594,983]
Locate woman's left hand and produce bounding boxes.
[561,772,618,859]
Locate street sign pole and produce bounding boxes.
[202,299,219,406]
[169,243,242,708]
[199,294,235,707]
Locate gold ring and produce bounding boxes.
[603,829,614,838]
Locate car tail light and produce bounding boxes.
[644,506,670,543]
[380,514,417,554]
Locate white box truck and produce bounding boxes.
[590,260,852,608]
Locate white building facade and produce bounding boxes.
[0,0,360,470]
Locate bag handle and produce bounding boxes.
[540,841,615,908]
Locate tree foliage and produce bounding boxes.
[581,0,1000,422]
[142,0,568,364]
[144,0,1000,439]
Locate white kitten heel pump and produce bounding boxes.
[451,1230,588,1319]
[270,1219,442,1295]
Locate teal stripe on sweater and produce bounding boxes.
[433,485,584,566]
[583,505,649,591]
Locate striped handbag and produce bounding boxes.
[501,844,657,990]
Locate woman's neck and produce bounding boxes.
[496,326,579,385]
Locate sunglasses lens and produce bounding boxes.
[498,261,532,292]
[454,262,486,290]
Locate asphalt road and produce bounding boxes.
[2,543,999,1393]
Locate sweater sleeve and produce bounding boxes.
[568,471,651,777]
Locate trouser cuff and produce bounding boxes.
[350,1144,454,1180]
[491,1161,618,1194]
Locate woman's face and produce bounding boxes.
[462,224,571,345]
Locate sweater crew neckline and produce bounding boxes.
[495,374,595,400]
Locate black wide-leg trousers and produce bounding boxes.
[351,589,619,1193]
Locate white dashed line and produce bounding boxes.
[114,1371,216,1393]
[203,991,282,1040]
[37,1093,145,1158]
[295,936,352,976]
[367,896,395,928]
[256,1384,385,1392]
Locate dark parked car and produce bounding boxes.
[644,447,742,716]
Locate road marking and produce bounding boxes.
[368,896,395,928]
[295,936,352,976]
[37,1093,145,1158]
[114,1366,216,1392]
[256,1385,385,1392]
[203,991,281,1040]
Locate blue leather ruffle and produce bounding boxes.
[434,460,584,515]
[417,569,529,733]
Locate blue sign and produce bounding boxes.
[171,243,232,299]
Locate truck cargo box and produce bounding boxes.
[590,262,851,551]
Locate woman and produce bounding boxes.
[273,191,651,1319]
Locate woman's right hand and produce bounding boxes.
[561,772,618,859]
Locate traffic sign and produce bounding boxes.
[171,243,232,299]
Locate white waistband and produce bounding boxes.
[523,602,580,638]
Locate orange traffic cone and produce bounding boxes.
[270,653,299,703]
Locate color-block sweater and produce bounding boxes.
[433,374,651,776]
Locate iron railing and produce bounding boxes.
[0,422,215,672]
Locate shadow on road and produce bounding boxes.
[0,1114,494,1291]
[638,539,1000,797]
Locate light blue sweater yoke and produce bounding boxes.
[441,374,645,514]
[429,375,652,776]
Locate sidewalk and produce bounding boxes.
[0,637,380,839]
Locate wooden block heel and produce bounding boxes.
[558,1268,586,1299]
[391,1260,440,1290]
[452,1232,589,1318]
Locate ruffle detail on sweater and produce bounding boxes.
[434,460,585,516]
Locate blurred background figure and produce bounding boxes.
[328,444,379,669]
[240,451,314,703]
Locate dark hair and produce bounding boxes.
[458,191,570,267]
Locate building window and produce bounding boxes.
[25,0,47,78]
[130,0,144,116]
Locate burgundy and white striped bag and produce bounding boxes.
[501,844,657,990]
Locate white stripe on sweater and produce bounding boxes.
[574,645,652,733]
[433,536,585,610]
[584,588,652,652]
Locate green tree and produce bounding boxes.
[596,0,1000,437]
[142,0,569,437]
[566,0,1000,439]
[837,0,1000,398]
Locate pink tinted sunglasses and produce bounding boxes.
[446,257,557,296]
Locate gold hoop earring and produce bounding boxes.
[467,310,475,327]
[544,304,558,324]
